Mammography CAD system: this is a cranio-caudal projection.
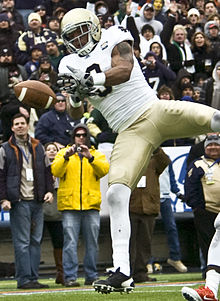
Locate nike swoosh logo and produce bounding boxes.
[204,296,215,301]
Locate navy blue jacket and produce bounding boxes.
[0,135,53,203]
[184,158,206,209]
[35,108,76,146]
[142,59,176,90]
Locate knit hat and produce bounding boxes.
[55,92,66,102]
[187,8,200,18]
[72,123,91,148]
[28,12,42,24]
[46,38,58,46]
[204,134,220,147]
[0,13,10,23]
[144,51,157,60]
[39,55,51,65]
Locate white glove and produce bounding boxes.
[66,65,95,96]
[57,73,78,94]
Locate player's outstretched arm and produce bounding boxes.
[105,41,134,86]
[66,93,84,120]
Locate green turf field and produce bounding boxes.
[1,272,218,301]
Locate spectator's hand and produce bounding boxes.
[176,192,185,202]
[54,142,64,150]
[63,145,76,159]
[44,192,53,203]
[126,0,132,15]
[9,76,20,87]
[19,107,29,118]
[168,1,178,18]
[1,200,11,211]
[76,144,92,159]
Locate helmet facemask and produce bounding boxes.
[62,21,99,57]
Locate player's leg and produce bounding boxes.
[205,213,220,299]
[93,122,156,293]
[181,213,220,301]
[150,100,218,142]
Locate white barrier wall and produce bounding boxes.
[0,146,192,223]
[99,145,193,217]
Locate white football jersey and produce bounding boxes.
[59,25,157,133]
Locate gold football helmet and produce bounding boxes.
[61,8,101,57]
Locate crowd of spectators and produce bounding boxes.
[0,0,218,145]
[0,0,220,287]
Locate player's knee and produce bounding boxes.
[211,111,220,132]
[106,184,120,206]
[106,183,129,207]
[214,213,220,230]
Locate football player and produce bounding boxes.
[57,8,220,294]
[182,213,220,301]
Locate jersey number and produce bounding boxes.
[86,64,112,97]
[148,77,160,91]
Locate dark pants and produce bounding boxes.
[44,221,63,249]
[129,212,156,280]
[193,208,217,264]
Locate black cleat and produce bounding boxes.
[93,268,134,294]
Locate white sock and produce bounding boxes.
[207,214,220,266]
[106,183,131,276]
[206,270,220,298]
[211,111,220,131]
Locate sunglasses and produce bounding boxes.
[56,98,66,103]
[75,133,86,138]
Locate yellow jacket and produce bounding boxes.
[51,146,109,211]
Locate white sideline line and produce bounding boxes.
[0,281,203,296]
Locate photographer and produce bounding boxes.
[35,92,76,149]
[142,51,176,91]
[51,123,109,287]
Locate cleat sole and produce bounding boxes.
[182,292,196,301]
[93,283,134,294]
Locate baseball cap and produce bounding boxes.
[34,5,46,12]
[204,134,220,147]
[209,22,219,29]
[144,3,154,11]
[0,48,13,56]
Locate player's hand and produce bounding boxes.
[66,65,96,96]
[57,73,78,94]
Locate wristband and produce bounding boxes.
[69,95,82,108]
[92,72,106,86]
[88,156,94,163]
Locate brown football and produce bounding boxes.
[14,80,56,109]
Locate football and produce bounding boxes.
[14,80,56,109]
